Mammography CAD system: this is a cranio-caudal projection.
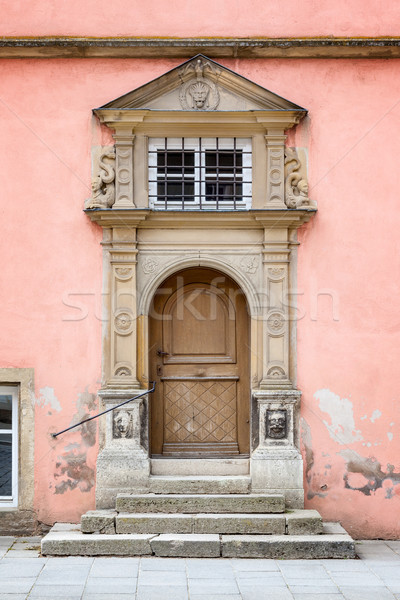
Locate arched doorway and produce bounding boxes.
[149,267,250,457]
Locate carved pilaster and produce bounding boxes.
[265,130,287,209]
[104,228,140,389]
[260,230,292,389]
[112,127,135,208]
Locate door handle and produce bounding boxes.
[157,349,169,356]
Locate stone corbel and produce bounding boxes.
[112,126,136,208]
[284,147,316,209]
[85,147,116,209]
[264,130,287,208]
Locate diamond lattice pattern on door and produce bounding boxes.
[164,380,237,443]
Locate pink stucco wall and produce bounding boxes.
[0,0,399,37]
[1,53,400,536]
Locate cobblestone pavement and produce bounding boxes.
[0,537,399,599]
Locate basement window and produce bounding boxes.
[0,386,18,507]
[149,137,252,210]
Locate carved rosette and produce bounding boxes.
[267,312,285,335]
[239,256,259,275]
[114,310,134,336]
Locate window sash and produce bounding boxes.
[0,386,18,506]
[149,138,252,210]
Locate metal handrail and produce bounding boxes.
[51,382,156,438]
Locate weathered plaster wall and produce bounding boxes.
[0,0,399,37]
[1,55,400,536]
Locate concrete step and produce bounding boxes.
[148,475,251,494]
[150,458,249,476]
[116,493,285,514]
[41,522,355,558]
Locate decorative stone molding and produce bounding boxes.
[84,147,115,209]
[112,128,135,208]
[284,147,316,209]
[264,131,287,208]
[113,409,133,439]
[178,57,221,111]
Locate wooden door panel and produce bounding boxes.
[150,268,249,457]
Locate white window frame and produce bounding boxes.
[0,385,18,507]
[148,137,252,210]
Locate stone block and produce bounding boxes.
[221,533,355,559]
[150,458,249,476]
[41,527,154,556]
[148,476,250,495]
[116,494,285,514]
[81,510,116,534]
[116,513,193,534]
[150,534,221,557]
[285,509,323,535]
[194,514,286,534]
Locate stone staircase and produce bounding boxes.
[41,477,355,558]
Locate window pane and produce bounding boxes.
[0,395,12,430]
[0,433,12,496]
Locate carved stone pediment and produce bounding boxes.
[95,54,306,116]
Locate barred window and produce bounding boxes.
[149,138,252,210]
[0,386,18,506]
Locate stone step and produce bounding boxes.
[148,475,251,494]
[116,493,285,514]
[41,522,355,559]
[83,508,322,536]
[116,513,287,534]
[150,458,249,476]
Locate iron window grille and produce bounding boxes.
[0,386,18,507]
[149,137,252,210]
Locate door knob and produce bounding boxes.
[157,349,169,356]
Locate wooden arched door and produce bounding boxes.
[149,268,249,457]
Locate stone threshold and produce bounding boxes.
[2,37,400,59]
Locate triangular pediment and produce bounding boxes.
[97,55,306,113]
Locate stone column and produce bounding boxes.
[264,130,287,209]
[112,127,135,208]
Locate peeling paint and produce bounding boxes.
[301,418,327,500]
[341,449,400,496]
[53,388,97,495]
[37,387,61,412]
[370,409,382,423]
[314,388,362,445]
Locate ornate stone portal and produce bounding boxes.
[86,55,316,509]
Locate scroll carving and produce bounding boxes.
[179,58,220,111]
[85,147,116,209]
[284,148,316,209]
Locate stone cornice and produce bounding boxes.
[84,208,316,229]
[2,37,400,59]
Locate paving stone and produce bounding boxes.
[140,557,186,571]
[116,513,193,534]
[231,558,280,571]
[5,550,41,557]
[278,564,328,577]
[0,577,36,593]
[190,596,242,600]
[89,558,139,577]
[293,595,344,600]
[136,585,188,600]
[289,585,341,594]
[194,513,286,534]
[81,510,116,534]
[84,577,137,594]
[138,570,187,586]
[116,493,285,514]
[222,533,355,559]
[83,596,136,600]
[330,572,385,586]
[0,561,45,577]
[321,559,371,572]
[41,528,154,556]
[240,586,294,600]
[188,577,240,595]
[30,584,85,598]
[0,595,27,600]
[286,510,324,535]
[340,587,396,600]
[151,534,220,557]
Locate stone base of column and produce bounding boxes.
[250,449,304,509]
[96,448,150,509]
